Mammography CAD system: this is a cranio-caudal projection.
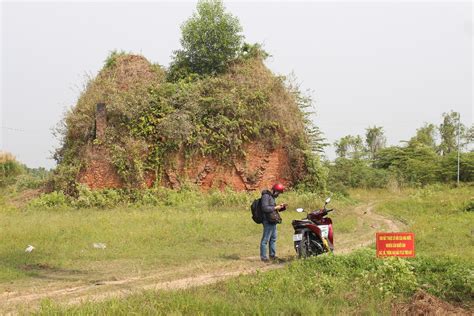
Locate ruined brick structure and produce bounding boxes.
[162,144,290,191]
[78,104,123,189]
[78,104,291,191]
[94,103,107,141]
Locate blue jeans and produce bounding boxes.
[260,220,277,259]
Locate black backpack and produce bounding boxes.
[251,198,263,224]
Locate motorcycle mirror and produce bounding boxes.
[296,208,305,213]
[325,197,331,204]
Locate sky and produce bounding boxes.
[1,1,472,169]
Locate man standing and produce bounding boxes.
[260,183,287,262]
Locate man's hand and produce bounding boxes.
[275,203,288,212]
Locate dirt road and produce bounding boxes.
[0,203,404,314]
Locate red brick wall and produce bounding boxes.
[77,146,123,189]
[78,104,292,191]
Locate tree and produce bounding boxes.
[168,0,243,80]
[307,125,329,154]
[365,126,386,159]
[334,135,364,159]
[463,124,474,151]
[409,123,437,150]
[438,111,462,155]
[439,152,474,182]
[373,144,440,185]
[328,157,389,189]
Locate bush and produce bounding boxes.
[372,144,474,186]
[413,256,474,303]
[327,158,389,189]
[13,168,50,191]
[463,199,474,212]
[362,256,418,297]
[439,152,474,182]
[0,153,24,187]
[14,174,45,190]
[72,185,123,208]
[29,191,70,208]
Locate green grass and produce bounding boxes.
[352,184,474,261]
[37,250,473,315]
[0,189,353,284]
[2,185,473,314]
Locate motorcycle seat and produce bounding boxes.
[292,219,312,227]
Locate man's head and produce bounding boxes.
[271,183,285,198]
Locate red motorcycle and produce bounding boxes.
[292,197,334,258]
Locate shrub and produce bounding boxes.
[362,257,418,297]
[0,152,24,187]
[439,152,474,182]
[327,158,389,189]
[13,167,50,191]
[413,256,474,302]
[72,185,123,208]
[14,174,45,190]
[463,199,474,212]
[29,191,70,208]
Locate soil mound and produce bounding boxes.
[393,290,472,315]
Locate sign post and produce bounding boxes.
[376,232,415,257]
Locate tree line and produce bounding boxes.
[327,111,474,191]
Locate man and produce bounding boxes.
[260,183,287,262]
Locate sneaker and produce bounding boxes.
[261,257,270,262]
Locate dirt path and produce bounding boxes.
[336,203,403,254]
[0,202,404,314]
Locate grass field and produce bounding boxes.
[1,185,473,314]
[36,249,473,315]
[349,184,474,263]
[0,189,356,284]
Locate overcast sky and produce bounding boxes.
[1,1,472,168]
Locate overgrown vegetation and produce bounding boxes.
[0,152,24,187]
[328,112,474,192]
[52,0,327,194]
[0,152,49,190]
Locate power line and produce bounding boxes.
[0,125,40,133]
[1,125,26,132]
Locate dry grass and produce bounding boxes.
[0,151,16,163]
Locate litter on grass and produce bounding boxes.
[93,243,106,249]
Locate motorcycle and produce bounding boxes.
[292,197,334,258]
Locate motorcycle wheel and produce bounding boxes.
[296,233,310,258]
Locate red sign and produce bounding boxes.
[376,232,415,257]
